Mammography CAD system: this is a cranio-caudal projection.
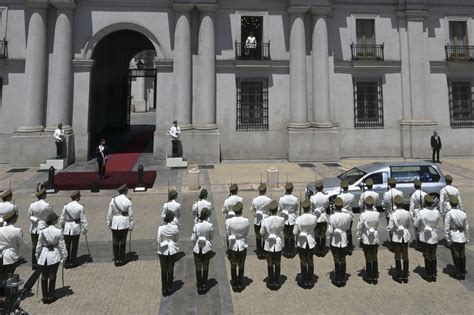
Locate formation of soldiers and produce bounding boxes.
[0,173,469,303]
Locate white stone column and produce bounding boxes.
[17,4,48,133]
[173,4,193,130]
[288,7,310,128]
[311,8,333,127]
[137,77,146,100]
[46,5,75,132]
[194,5,217,130]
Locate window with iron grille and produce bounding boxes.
[236,77,268,131]
[353,79,384,129]
[448,80,474,128]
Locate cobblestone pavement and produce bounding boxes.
[0,157,472,314]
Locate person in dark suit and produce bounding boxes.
[96,139,109,179]
[430,131,442,163]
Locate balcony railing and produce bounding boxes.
[351,43,384,61]
[445,45,474,61]
[235,41,270,61]
[0,40,7,59]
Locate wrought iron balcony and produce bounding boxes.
[0,40,7,59]
[351,43,384,61]
[235,41,270,61]
[445,45,474,61]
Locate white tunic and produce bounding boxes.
[0,201,16,226]
[278,194,299,225]
[0,224,24,265]
[409,189,428,217]
[358,190,379,212]
[444,208,469,244]
[169,125,181,140]
[440,185,463,215]
[106,194,134,230]
[260,215,285,252]
[251,195,272,226]
[157,223,179,255]
[59,200,88,236]
[222,195,243,219]
[293,213,317,249]
[35,225,68,266]
[225,216,249,251]
[192,199,213,223]
[310,192,329,223]
[328,211,352,248]
[382,188,404,218]
[28,199,53,234]
[162,200,181,225]
[387,208,412,243]
[414,207,441,244]
[191,220,214,254]
[338,192,355,215]
[356,209,380,245]
[53,128,64,142]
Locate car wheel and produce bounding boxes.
[429,193,440,209]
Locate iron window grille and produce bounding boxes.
[353,79,384,129]
[236,77,268,131]
[0,39,7,59]
[448,80,474,128]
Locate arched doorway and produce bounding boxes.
[88,30,157,162]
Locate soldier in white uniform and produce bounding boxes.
[0,189,17,226]
[356,196,381,284]
[414,195,441,282]
[192,189,212,224]
[278,182,298,257]
[225,202,249,291]
[328,197,352,287]
[157,211,179,296]
[106,184,134,266]
[28,188,53,269]
[358,179,379,212]
[382,177,404,227]
[251,183,272,259]
[191,208,214,293]
[169,120,181,157]
[338,180,355,253]
[409,180,427,248]
[310,181,329,256]
[261,200,285,289]
[35,212,68,304]
[59,191,88,268]
[293,200,317,287]
[222,184,243,219]
[387,195,412,283]
[444,196,469,280]
[162,190,181,225]
[440,175,463,216]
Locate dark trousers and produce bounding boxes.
[451,242,466,259]
[298,244,314,267]
[331,246,348,264]
[40,262,60,299]
[432,147,440,162]
[0,260,16,296]
[265,250,282,267]
[193,251,212,271]
[315,222,328,251]
[392,241,409,261]
[55,141,63,158]
[97,159,106,178]
[172,140,179,157]
[228,249,247,269]
[112,229,128,260]
[31,233,39,267]
[64,234,80,264]
[421,242,437,260]
[362,244,379,262]
[254,225,263,252]
[159,254,176,273]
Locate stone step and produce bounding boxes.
[166,157,188,168]
[40,157,67,170]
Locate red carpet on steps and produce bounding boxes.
[54,171,157,191]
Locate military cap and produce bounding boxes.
[199,189,208,199]
[164,210,175,223]
[269,200,278,211]
[117,184,128,193]
[46,212,59,223]
[35,187,47,198]
[258,183,267,192]
[168,189,178,198]
[365,196,375,206]
[341,180,349,189]
[315,181,324,189]
[414,179,422,186]
[3,209,17,221]
[200,208,210,220]
[302,199,311,210]
[70,191,80,199]
[334,197,343,208]
[229,183,238,192]
[173,120,177,124]
[445,175,453,182]
[424,194,434,204]
[0,189,12,199]
[449,195,459,206]
[285,182,294,190]
[233,201,243,212]
[388,177,397,185]
[365,178,374,186]
[394,195,403,205]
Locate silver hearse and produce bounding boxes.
[306,161,446,211]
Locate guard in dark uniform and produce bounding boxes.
[96,139,109,179]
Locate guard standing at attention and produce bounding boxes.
[356,196,380,284]
[53,123,65,159]
[0,208,24,294]
[192,189,213,224]
[261,200,285,289]
[440,175,463,216]
[382,178,404,226]
[251,183,272,259]
[358,179,379,212]
[310,181,329,256]
[191,208,214,293]
[0,189,17,226]
[328,197,352,287]
[338,180,355,254]
[387,195,412,283]
[278,182,298,257]
[222,184,243,219]
[106,184,134,266]
[28,187,53,269]
[293,199,317,287]
[157,210,179,296]
[162,190,181,226]
[409,179,427,247]
[169,120,181,157]
[59,191,88,268]
[444,196,469,280]
[225,202,249,291]
[95,138,109,180]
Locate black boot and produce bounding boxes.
[238,267,245,290]
[230,268,238,291]
[320,238,326,256]
[333,263,341,286]
[460,257,466,280]
[423,258,432,282]
[394,260,402,283]
[41,278,49,304]
[289,238,295,256]
[372,260,379,285]
[403,260,409,283]
[256,240,262,259]
[341,262,347,286]
[161,271,167,296]
[195,269,203,292]
[431,259,437,282]
[307,265,314,287]
[300,263,307,286]
[274,266,281,287]
[284,238,289,257]
[48,277,57,303]
[113,244,120,266]
[167,271,174,294]
[202,269,209,292]
[364,261,372,284]
[267,266,274,288]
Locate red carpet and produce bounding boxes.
[54,171,156,190]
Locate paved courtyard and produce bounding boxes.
[0,157,473,314]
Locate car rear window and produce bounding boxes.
[390,166,440,183]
